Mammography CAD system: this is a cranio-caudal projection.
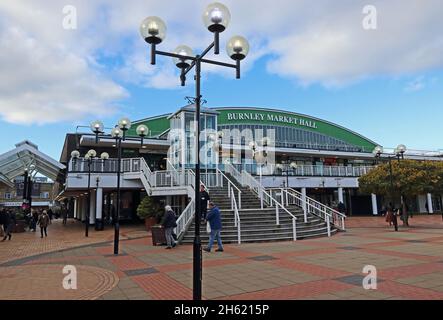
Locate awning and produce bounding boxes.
[0,141,65,184]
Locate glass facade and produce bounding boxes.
[218,124,365,152]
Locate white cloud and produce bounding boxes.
[404,76,425,92]
[1,0,442,124]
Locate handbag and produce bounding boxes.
[206,221,211,234]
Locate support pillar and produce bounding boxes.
[338,187,344,204]
[427,193,434,214]
[95,188,104,230]
[301,187,307,223]
[371,194,378,215]
[89,190,96,225]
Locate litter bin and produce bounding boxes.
[151,225,166,246]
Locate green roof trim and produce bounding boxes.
[126,114,171,138]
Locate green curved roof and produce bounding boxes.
[128,107,378,152]
[215,107,378,152]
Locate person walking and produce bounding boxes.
[47,208,53,224]
[61,207,68,225]
[400,203,410,227]
[161,205,177,249]
[200,185,210,222]
[204,202,224,253]
[0,209,7,239]
[392,206,399,232]
[2,210,16,241]
[337,202,346,215]
[37,210,50,238]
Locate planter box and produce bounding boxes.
[13,221,26,233]
[151,225,166,246]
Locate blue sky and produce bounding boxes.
[1,1,442,160]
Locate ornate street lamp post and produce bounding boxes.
[373,144,407,231]
[140,2,249,300]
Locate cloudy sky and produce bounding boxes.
[0,0,442,159]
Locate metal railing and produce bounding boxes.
[230,163,375,177]
[268,187,346,232]
[228,167,297,240]
[231,188,241,244]
[175,199,195,241]
[216,168,242,210]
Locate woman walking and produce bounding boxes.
[37,210,50,238]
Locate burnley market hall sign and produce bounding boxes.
[224,111,318,130]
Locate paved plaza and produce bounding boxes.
[1,216,443,300]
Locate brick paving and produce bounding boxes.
[0,215,442,300]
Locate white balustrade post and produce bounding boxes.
[302,187,307,223]
[260,188,264,209]
[276,204,280,225]
[238,221,241,244]
[327,216,331,237]
[293,218,297,241]
[280,188,284,208]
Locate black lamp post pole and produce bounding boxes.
[193,57,203,301]
[27,176,33,211]
[147,23,242,300]
[86,159,91,237]
[23,170,28,209]
[114,137,122,255]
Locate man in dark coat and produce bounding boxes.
[200,185,210,221]
[2,210,16,241]
[337,202,346,215]
[203,202,223,253]
[161,205,177,249]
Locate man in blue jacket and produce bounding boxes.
[203,202,223,253]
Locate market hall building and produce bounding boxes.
[57,106,443,240]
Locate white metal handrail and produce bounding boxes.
[175,199,195,241]
[233,163,376,177]
[216,168,242,210]
[237,170,297,240]
[240,169,273,208]
[268,187,346,232]
[231,188,241,244]
[224,163,243,185]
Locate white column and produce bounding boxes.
[73,198,78,219]
[96,188,103,221]
[427,193,434,214]
[301,187,307,223]
[338,187,344,203]
[371,194,378,215]
[89,190,96,225]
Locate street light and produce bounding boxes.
[76,118,146,252]
[140,2,248,301]
[373,145,406,231]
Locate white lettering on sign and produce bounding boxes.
[226,112,317,129]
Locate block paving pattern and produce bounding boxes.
[0,215,442,300]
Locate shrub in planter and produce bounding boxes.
[136,196,161,231]
[13,212,26,233]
